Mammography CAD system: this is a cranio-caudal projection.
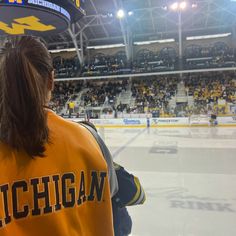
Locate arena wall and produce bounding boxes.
[88,47,125,58]
[51,51,77,59]
[71,116,236,128]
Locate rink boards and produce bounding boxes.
[72,116,236,128]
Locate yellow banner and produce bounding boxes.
[0,16,55,35]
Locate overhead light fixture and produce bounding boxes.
[117,9,125,19]
[162,6,168,11]
[179,1,187,10]
[49,48,77,53]
[187,33,232,40]
[107,13,113,17]
[191,3,197,8]
[128,11,134,16]
[170,2,179,11]
[87,44,125,50]
[134,39,175,45]
[157,39,175,43]
[170,1,187,11]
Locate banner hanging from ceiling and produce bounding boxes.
[0,0,86,36]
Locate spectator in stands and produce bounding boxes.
[68,100,75,118]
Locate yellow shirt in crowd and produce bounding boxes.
[69,102,75,109]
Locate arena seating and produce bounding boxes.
[133,47,177,73]
[81,80,128,107]
[184,42,236,69]
[131,76,178,114]
[50,72,236,118]
[53,42,236,79]
[53,57,80,78]
[81,52,131,77]
[184,73,236,115]
[49,81,83,113]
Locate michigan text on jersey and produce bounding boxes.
[0,171,107,227]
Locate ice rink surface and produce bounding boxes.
[98,127,236,236]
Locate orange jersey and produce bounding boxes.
[0,110,114,236]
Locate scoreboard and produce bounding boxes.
[0,0,86,36]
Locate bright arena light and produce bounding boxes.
[170,1,187,11]
[128,11,134,16]
[117,9,125,19]
[179,1,187,10]
[186,33,232,40]
[162,6,168,11]
[170,2,179,11]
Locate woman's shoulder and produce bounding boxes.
[46,110,105,170]
[47,110,90,139]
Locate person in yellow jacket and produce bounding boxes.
[0,36,115,236]
[68,100,75,118]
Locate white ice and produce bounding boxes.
[99,127,236,236]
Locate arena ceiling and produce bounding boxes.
[46,0,236,49]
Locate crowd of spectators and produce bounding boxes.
[53,42,236,79]
[134,74,236,117]
[186,73,236,103]
[184,42,236,69]
[81,48,177,77]
[49,81,83,113]
[82,80,128,107]
[81,52,131,77]
[168,73,236,117]
[133,48,177,73]
[53,57,80,78]
[49,70,236,118]
[183,73,236,115]
[131,77,178,114]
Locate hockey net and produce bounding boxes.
[189,114,210,126]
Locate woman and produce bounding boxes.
[0,36,114,236]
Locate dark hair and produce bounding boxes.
[0,36,53,157]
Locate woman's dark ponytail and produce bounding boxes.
[0,36,53,157]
